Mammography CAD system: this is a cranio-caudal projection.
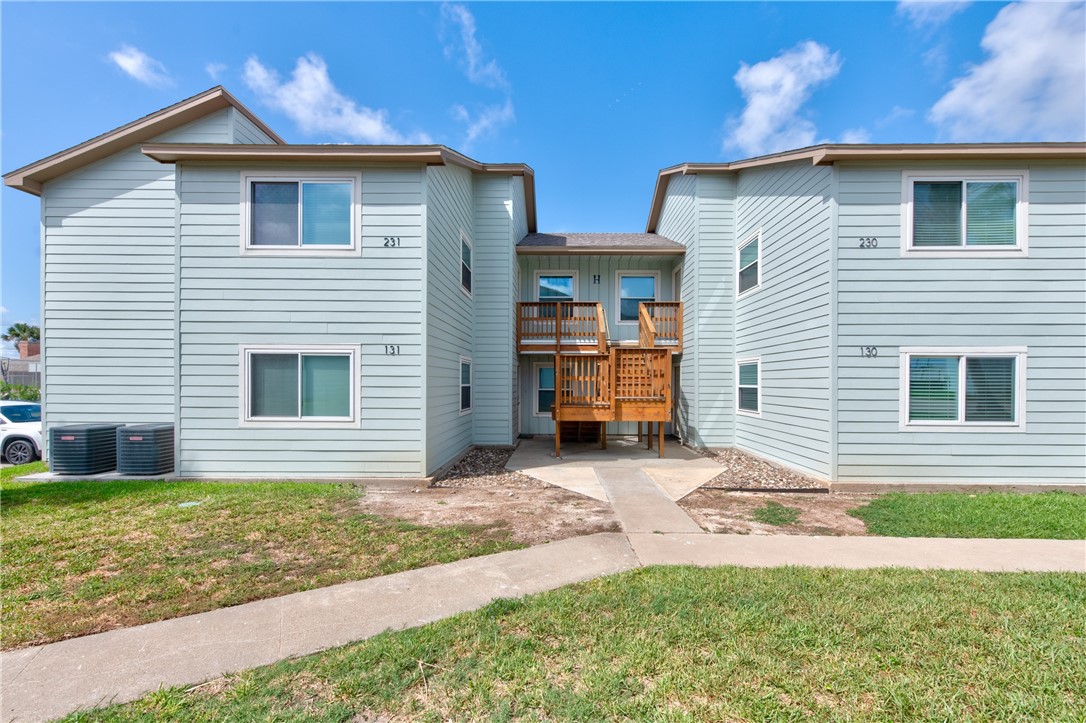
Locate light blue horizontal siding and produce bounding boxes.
[425,164,474,473]
[177,164,426,477]
[38,114,237,445]
[835,161,1086,484]
[734,161,833,479]
[231,108,278,144]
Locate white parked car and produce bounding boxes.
[0,400,43,465]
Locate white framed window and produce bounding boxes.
[460,231,473,297]
[459,356,472,414]
[239,345,359,427]
[901,171,1028,257]
[737,229,762,298]
[616,271,659,323]
[899,347,1026,431]
[737,358,761,416]
[534,271,577,302]
[533,362,555,417]
[240,171,361,255]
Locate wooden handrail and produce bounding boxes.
[640,302,683,352]
[638,304,657,348]
[556,353,612,407]
[518,301,608,352]
[596,304,608,354]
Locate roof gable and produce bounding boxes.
[3,86,283,195]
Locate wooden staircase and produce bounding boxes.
[517,300,682,459]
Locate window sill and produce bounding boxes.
[899,423,1024,433]
[901,247,1026,259]
[736,409,762,418]
[241,246,361,257]
[240,419,360,430]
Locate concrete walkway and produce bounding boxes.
[3,533,1084,722]
[596,468,704,534]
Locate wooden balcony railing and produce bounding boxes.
[638,302,683,351]
[518,302,607,353]
[613,348,670,402]
[554,353,614,415]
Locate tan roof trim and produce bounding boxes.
[3,87,285,195]
[141,143,538,233]
[517,245,685,256]
[646,142,1086,231]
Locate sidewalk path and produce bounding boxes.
[1,534,639,723]
[596,468,704,534]
[3,532,1084,722]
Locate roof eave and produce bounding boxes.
[516,245,685,256]
[3,86,285,196]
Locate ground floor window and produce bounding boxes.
[460,356,472,414]
[535,363,555,416]
[241,346,357,425]
[901,348,1025,428]
[737,358,760,415]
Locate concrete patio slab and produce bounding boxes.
[507,437,722,501]
[596,468,705,534]
[643,465,721,501]
[627,533,1086,572]
[0,533,638,723]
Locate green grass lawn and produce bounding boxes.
[1,464,522,649]
[751,501,801,526]
[850,491,1086,539]
[68,565,1086,722]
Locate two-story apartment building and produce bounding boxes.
[5,87,1084,487]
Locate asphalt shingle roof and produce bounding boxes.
[517,233,684,252]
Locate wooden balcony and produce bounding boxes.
[638,302,682,351]
[518,300,681,353]
[517,302,608,354]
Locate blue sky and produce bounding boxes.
[2,1,1084,352]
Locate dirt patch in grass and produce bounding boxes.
[700,448,828,490]
[679,489,873,535]
[1,479,524,650]
[359,485,620,546]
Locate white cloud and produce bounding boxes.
[441,3,509,91]
[876,105,916,128]
[205,62,227,81]
[453,98,516,149]
[108,45,172,87]
[929,2,1086,141]
[243,54,429,144]
[723,41,842,157]
[840,128,872,144]
[897,0,971,29]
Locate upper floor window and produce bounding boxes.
[903,172,1027,256]
[536,273,576,301]
[617,272,657,322]
[737,230,761,297]
[242,172,360,255]
[461,232,473,296]
[900,348,1025,430]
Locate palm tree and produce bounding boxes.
[2,323,40,343]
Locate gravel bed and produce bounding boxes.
[433,446,546,489]
[700,448,827,490]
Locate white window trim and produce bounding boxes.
[672,264,683,302]
[533,270,579,302]
[459,355,473,415]
[533,361,556,418]
[736,356,762,418]
[898,346,1027,432]
[240,171,362,256]
[900,170,1028,258]
[460,230,473,299]
[238,344,361,428]
[736,229,762,299]
[615,270,660,325]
